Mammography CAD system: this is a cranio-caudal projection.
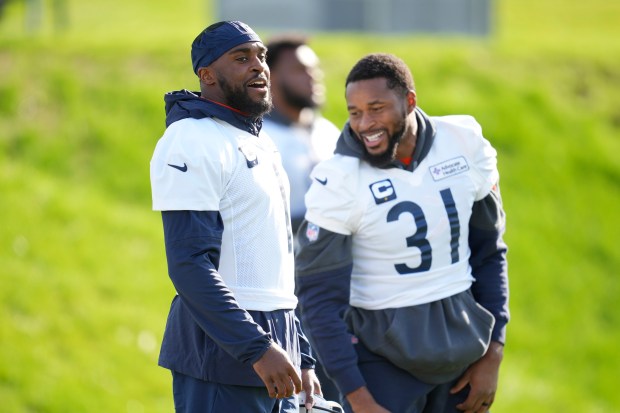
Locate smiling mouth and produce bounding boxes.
[363,131,384,143]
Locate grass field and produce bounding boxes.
[1,0,619,411]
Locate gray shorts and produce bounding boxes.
[346,289,495,384]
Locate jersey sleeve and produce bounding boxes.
[304,155,360,235]
[472,140,499,201]
[462,117,499,201]
[151,119,233,211]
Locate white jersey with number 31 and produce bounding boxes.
[304,115,499,310]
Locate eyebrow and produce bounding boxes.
[347,100,385,110]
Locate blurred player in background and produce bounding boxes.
[262,34,342,404]
[263,35,340,235]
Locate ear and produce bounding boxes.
[198,67,216,86]
[406,90,417,113]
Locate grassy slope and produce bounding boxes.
[1,0,619,411]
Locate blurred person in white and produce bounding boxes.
[263,35,340,235]
[263,35,342,405]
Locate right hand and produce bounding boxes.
[347,386,392,413]
[252,342,302,399]
[300,368,322,410]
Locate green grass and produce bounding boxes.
[1,0,619,411]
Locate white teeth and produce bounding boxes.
[365,132,383,142]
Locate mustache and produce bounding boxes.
[247,75,270,87]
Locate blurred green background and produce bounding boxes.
[1,0,619,411]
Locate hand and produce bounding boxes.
[450,341,504,412]
[252,343,302,399]
[300,368,322,410]
[346,386,392,413]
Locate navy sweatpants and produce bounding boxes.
[341,340,470,413]
[172,371,297,413]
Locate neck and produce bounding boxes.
[203,98,249,116]
[396,112,418,160]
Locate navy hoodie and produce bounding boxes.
[294,108,509,395]
[157,90,315,386]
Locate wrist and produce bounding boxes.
[485,341,504,362]
[347,386,375,410]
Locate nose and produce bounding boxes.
[250,55,267,73]
[358,111,376,131]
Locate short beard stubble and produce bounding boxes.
[218,74,273,118]
[363,117,408,168]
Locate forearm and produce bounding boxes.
[297,266,366,395]
[295,222,366,395]
[162,210,272,364]
[469,226,509,343]
[468,190,510,344]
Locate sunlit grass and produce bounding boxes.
[1,0,619,411]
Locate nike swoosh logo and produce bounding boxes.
[315,177,328,185]
[168,163,188,172]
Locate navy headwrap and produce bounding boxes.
[191,21,262,74]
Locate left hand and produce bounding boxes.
[450,341,504,413]
[300,368,322,410]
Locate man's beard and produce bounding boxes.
[363,119,408,168]
[280,82,319,110]
[218,75,272,118]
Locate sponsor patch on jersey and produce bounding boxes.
[306,222,320,242]
[369,179,397,205]
[238,143,259,168]
[429,156,469,181]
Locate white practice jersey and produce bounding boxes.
[151,117,297,311]
[262,116,339,221]
[305,115,498,310]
